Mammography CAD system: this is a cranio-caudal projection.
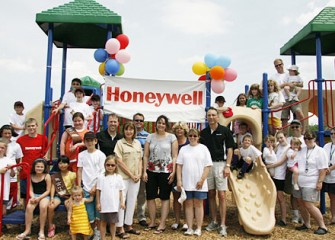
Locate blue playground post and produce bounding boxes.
[262,73,269,139]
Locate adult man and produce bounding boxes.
[133,113,149,227]
[200,107,235,237]
[285,119,305,223]
[96,113,122,156]
[271,59,305,134]
[16,118,48,199]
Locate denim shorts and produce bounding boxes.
[185,191,207,200]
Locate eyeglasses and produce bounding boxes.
[134,119,144,122]
[188,135,198,138]
[275,63,282,67]
[304,137,314,140]
[106,164,116,167]
[290,126,300,129]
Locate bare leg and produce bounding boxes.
[110,223,116,240]
[194,199,204,230]
[277,191,287,222]
[303,201,327,229]
[157,200,170,230]
[208,189,217,222]
[47,198,61,228]
[172,191,181,225]
[39,198,50,236]
[100,220,107,240]
[147,199,156,227]
[218,191,226,226]
[329,193,335,223]
[296,198,311,227]
[21,202,37,235]
[184,199,194,230]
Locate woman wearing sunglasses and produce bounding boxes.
[293,131,328,235]
[322,127,335,224]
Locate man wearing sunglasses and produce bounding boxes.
[133,113,149,227]
[285,120,306,224]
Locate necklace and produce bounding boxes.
[305,145,316,173]
[330,143,335,161]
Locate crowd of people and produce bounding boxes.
[0,58,333,239]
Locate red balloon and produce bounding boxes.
[116,34,129,49]
[110,54,116,59]
[198,75,207,81]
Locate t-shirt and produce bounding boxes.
[263,147,277,165]
[0,156,13,200]
[61,91,77,126]
[287,136,306,148]
[6,141,23,183]
[63,171,77,194]
[69,102,92,121]
[176,144,212,191]
[136,129,149,150]
[268,92,285,119]
[97,174,125,212]
[270,72,289,99]
[273,144,290,180]
[324,142,335,183]
[286,148,299,168]
[296,145,328,188]
[146,133,177,173]
[247,97,263,109]
[88,107,103,132]
[286,75,303,99]
[16,134,48,180]
[239,145,262,162]
[9,112,26,141]
[77,150,106,192]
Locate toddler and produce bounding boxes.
[285,65,303,102]
[287,137,302,190]
[263,135,277,177]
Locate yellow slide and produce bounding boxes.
[217,107,277,235]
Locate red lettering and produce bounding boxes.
[181,94,192,105]
[120,91,132,102]
[106,86,119,101]
[145,92,156,104]
[133,92,144,102]
[165,93,181,104]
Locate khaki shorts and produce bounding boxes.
[281,100,302,119]
[207,162,228,191]
[293,187,320,203]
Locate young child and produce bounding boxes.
[268,80,285,135]
[16,159,51,240]
[231,134,262,179]
[96,155,125,240]
[0,140,15,215]
[263,135,277,177]
[89,94,103,132]
[285,65,303,101]
[77,131,106,240]
[9,101,26,141]
[67,186,94,240]
[214,96,225,108]
[236,122,250,148]
[69,87,93,125]
[286,137,302,191]
[247,83,263,109]
[47,155,76,238]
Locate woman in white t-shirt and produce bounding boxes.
[176,128,212,237]
[293,131,328,235]
[322,127,335,224]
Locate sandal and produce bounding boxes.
[38,233,46,240]
[16,233,30,240]
[48,224,56,238]
[144,225,157,231]
[171,223,181,230]
[125,228,140,235]
[118,232,129,239]
[153,228,166,234]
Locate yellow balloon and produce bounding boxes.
[192,62,207,75]
[98,62,106,75]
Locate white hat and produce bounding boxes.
[288,65,299,71]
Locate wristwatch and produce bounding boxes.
[225,164,231,167]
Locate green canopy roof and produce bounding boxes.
[36,0,122,48]
[280,7,335,56]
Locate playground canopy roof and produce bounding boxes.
[35,0,122,49]
[280,7,335,56]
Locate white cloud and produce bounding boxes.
[161,0,231,36]
[0,57,36,73]
[281,16,292,26]
[295,7,323,26]
[325,0,335,7]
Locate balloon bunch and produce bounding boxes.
[94,34,131,76]
[192,53,238,94]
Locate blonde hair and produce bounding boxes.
[172,122,189,137]
[71,186,84,198]
[290,137,302,146]
[267,79,280,92]
[105,155,118,175]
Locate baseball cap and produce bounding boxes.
[290,119,301,125]
[14,101,24,108]
[288,65,299,72]
[84,131,96,140]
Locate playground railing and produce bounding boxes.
[43,111,60,165]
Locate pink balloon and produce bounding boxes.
[224,68,237,82]
[115,49,131,64]
[211,80,225,94]
[105,38,120,54]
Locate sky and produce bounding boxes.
[1,0,335,126]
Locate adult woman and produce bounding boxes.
[143,115,178,234]
[176,128,212,237]
[322,127,335,224]
[293,131,328,235]
[171,122,189,231]
[60,112,87,172]
[267,131,289,226]
[114,122,142,238]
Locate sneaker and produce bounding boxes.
[314,227,328,235]
[288,95,293,101]
[205,221,219,231]
[295,224,310,231]
[294,184,300,191]
[193,229,201,236]
[291,215,300,224]
[92,229,101,240]
[184,229,194,235]
[293,96,299,101]
[182,223,188,231]
[237,171,245,179]
[218,225,227,237]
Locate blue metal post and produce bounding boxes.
[315,33,326,213]
[205,72,211,128]
[43,23,54,135]
[244,85,249,95]
[262,73,269,139]
[290,50,296,65]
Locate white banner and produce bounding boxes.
[103,76,206,122]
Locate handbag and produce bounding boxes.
[222,107,233,118]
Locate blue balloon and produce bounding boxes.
[204,53,217,68]
[105,59,120,75]
[215,55,231,68]
[94,48,108,63]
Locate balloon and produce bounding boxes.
[224,68,238,82]
[115,49,131,64]
[210,66,225,80]
[215,55,231,68]
[98,62,106,75]
[192,62,207,75]
[105,59,120,75]
[204,53,218,68]
[105,38,120,54]
[94,49,108,63]
[116,63,125,76]
[116,34,129,49]
[198,75,207,81]
[211,80,225,94]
